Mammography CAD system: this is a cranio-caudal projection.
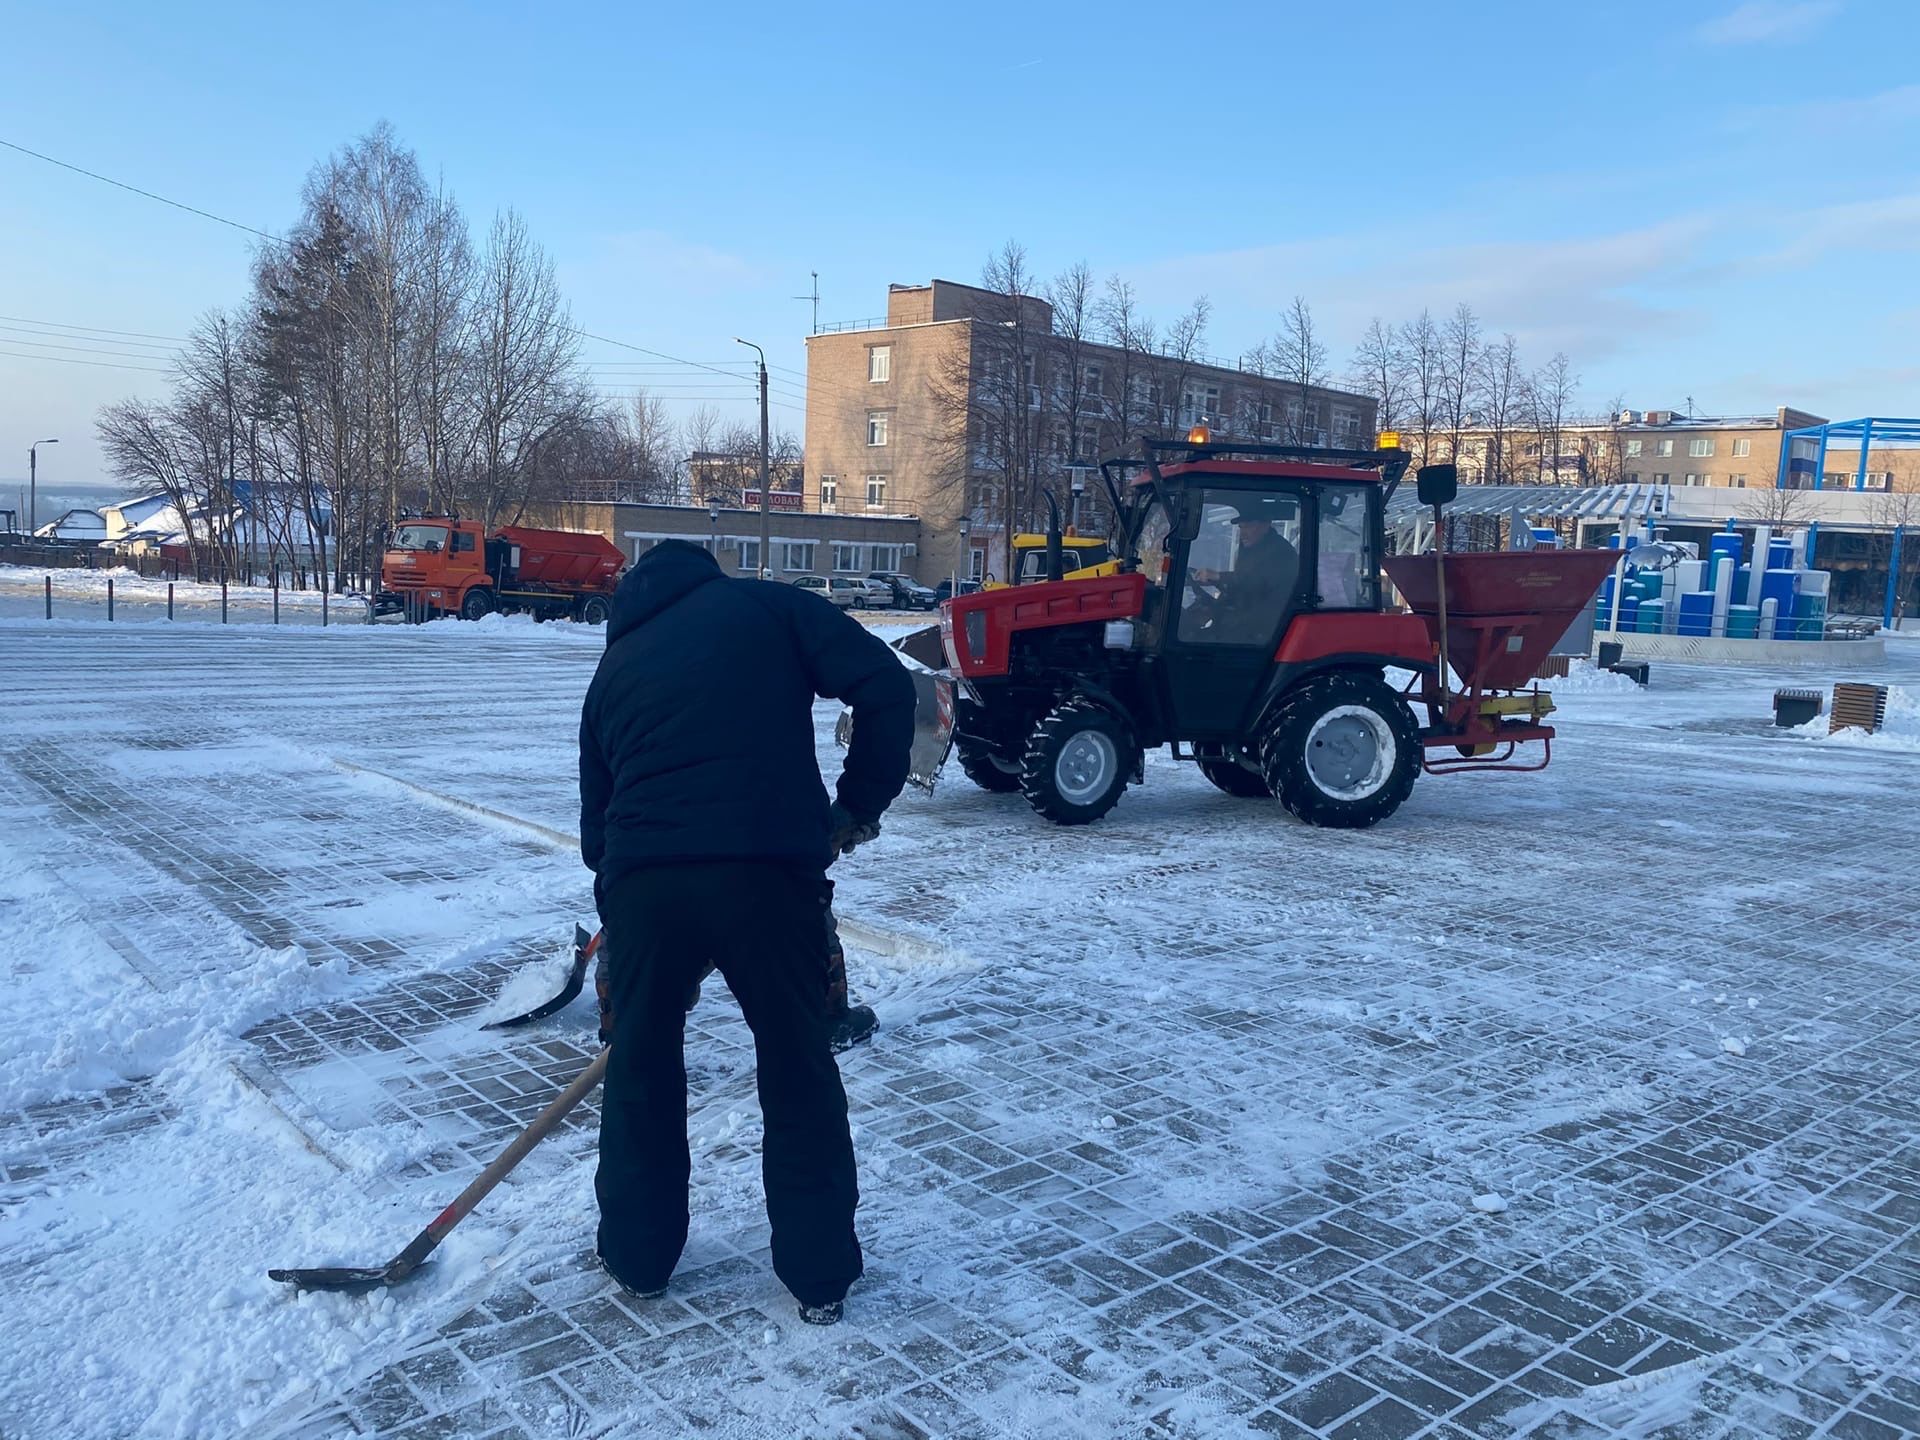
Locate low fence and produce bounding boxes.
[26,573,373,628]
[0,542,365,590]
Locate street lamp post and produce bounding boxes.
[708,501,721,558]
[29,438,58,535]
[734,338,771,578]
[1069,474,1086,532]
[954,516,972,597]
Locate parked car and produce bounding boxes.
[793,575,862,608]
[845,577,892,608]
[935,578,984,603]
[867,572,938,610]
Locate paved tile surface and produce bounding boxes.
[4,621,1919,1438]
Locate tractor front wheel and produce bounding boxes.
[460,587,495,621]
[1020,699,1135,825]
[578,594,612,625]
[1196,747,1272,798]
[954,735,1024,793]
[1261,672,1419,829]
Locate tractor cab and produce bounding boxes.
[1118,441,1401,739]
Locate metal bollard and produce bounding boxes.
[168,582,175,621]
[222,579,229,624]
[322,585,328,627]
[107,577,114,622]
[44,575,51,620]
[273,577,280,626]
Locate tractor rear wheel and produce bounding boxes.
[1261,672,1419,829]
[579,594,611,626]
[1020,699,1135,825]
[460,587,495,621]
[1196,748,1272,798]
[954,735,1023,793]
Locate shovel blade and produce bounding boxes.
[268,1264,413,1293]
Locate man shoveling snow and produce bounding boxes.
[578,539,914,1326]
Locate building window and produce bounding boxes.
[1656,439,1674,457]
[819,475,838,510]
[969,547,986,581]
[868,346,891,383]
[865,474,888,509]
[737,539,761,573]
[1625,439,1643,457]
[1688,438,1714,457]
[1730,474,1747,488]
[870,544,901,573]
[1083,362,1102,394]
[866,411,889,447]
[1075,423,1099,460]
[1625,471,1640,482]
[783,541,815,572]
[1654,472,1671,485]
[1732,437,1751,457]
[1683,473,1705,486]
[832,543,862,573]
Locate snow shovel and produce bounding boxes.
[483,925,598,1030]
[268,1046,608,1293]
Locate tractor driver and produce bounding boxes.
[1189,500,1299,643]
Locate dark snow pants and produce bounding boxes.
[595,861,862,1307]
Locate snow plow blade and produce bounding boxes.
[482,925,597,1030]
[837,626,954,792]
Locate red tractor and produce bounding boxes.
[935,437,1613,828]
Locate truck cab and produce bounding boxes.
[382,520,490,618]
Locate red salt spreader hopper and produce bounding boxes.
[1382,467,1618,773]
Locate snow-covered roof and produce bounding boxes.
[34,508,108,540]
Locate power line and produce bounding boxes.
[0,313,189,342]
[0,137,282,243]
[0,333,183,362]
[0,347,172,373]
[1,140,825,413]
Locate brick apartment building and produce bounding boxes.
[805,280,1379,584]
[1446,405,1919,493]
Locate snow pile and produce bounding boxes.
[1812,684,1920,752]
[1549,660,1643,695]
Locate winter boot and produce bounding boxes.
[597,1251,666,1301]
[823,911,877,1052]
[829,1002,878,1054]
[798,1299,844,1326]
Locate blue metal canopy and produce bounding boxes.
[1776,416,1920,491]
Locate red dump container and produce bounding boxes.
[1383,549,1617,691]
[495,526,625,593]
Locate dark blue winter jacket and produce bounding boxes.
[579,541,915,893]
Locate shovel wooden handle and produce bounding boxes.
[387,1047,610,1279]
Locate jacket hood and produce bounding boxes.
[608,541,723,644]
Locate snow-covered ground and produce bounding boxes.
[3,616,1918,1439]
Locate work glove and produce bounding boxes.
[826,801,880,862]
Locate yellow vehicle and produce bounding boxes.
[986,533,1117,589]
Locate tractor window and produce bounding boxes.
[1176,491,1302,646]
[1315,485,1376,609]
[452,529,476,554]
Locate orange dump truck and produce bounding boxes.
[374,518,625,623]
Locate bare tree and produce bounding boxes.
[468,209,580,525]
[1271,296,1327,444]
[1350,318,1408,434]
[1047,261,1097,469]
[1400,309,1444,466]
[1532,353,1578,484]
[1475,333,1527,485]
[1440,302,1482,461]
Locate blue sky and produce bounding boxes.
[2,0,1916,499]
